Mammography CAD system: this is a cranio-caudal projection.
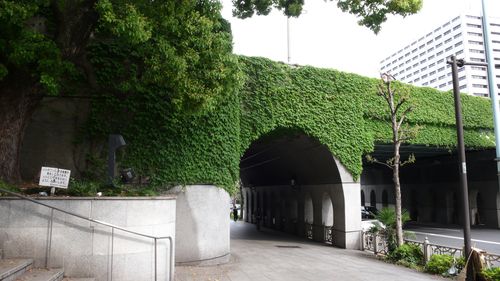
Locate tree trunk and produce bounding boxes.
[393,142,404,246]
[0,80,41,184]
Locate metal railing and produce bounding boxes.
[362,231,500,267]
[324,226,333,244]
[305,223,313,240]
[0,188,173,281]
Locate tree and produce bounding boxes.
[0,0,238,183]
[367,73,419,247]
[232,0,423,34]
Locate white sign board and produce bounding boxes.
[39,167,71,189]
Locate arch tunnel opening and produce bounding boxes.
[238,129,348,246]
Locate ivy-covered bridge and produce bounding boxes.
[20,56,498,264]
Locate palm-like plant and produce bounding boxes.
[373,207,411,252]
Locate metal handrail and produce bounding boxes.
[0,187,173,281]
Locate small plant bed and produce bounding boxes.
[387,244,425,270]
[0,179,164,197]
[481,267,500,281]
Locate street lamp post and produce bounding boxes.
[447,56,500,280]
[447,56,473,280]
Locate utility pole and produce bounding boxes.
[287,16,291,64]
[481,0,500,199]
[447,56,472,281]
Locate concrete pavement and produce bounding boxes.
[175,221,446,281]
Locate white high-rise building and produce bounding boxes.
[380,14,500,97]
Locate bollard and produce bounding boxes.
[360,231,365,251]
[424,237,431,263]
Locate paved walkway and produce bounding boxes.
[175,222,446,281]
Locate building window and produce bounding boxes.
[459,76,466,81]
[466,15,481,19]
[436,42,443,48]
[430,70,436,75]
[454,33,461,39]
[455,41,463,47]
[438,66,445,72]
[469,49,484,54]
[429,62,436,67]
[466,23,481,28]
[470,57,485,62]
[437,58,445,64]
[439,83,446,88]
[430,78,437,83]
[422,74,428,79]
[437,51,444,56]
[468,40,483,45]
[472,75,486,79]
[459,85,467,90]
[452,16,460,22]
[473,84,487,88]
[468,32,482,36]
[445,46,453,52]
[423,82,429,86]
[435,35,442,41]
[445,38,452,43]
[429,55,435,60]
[427,40,433,45]
[471,66,485,71]
[456,50,464,55]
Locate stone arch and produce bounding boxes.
[409,189,418,221]
[476,192,484,225]
[322,192,334,227]
[239,128,362,249]
[370,190,376,208]
[382,189,388,208]
[361,190,365,207]
[304,192,314,224]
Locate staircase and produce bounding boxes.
[0,252,93,281]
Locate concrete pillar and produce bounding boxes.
[312,191,324,242]
[172,185,230,265]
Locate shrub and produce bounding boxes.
[481,267,500,281]
[0,180,20,195]
[387,244,424,267]
[425,254,454,275]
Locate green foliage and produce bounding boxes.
[66,179,159,197]
[85,55,495,193]
[232,0,422,33]
[425,254,454,275]
[373,207,411,252]
[0,179,20,195]
[481,267,500,281]
[387,244,424,267]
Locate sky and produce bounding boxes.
[221,0,500,78]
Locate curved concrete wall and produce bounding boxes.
[173,185,230,265]
[0,197,176,281]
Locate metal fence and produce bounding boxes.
[361,231,500,267]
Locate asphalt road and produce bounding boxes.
[404,224,500,256]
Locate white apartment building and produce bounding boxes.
[380,14,500,97]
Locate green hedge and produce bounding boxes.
[86,56,495,193]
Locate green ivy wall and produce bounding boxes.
[88,56,495,193]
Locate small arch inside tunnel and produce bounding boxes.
[361,190,365,207]
[322,193,334,227]
[370,190,376,208]
[238,129,359,248]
